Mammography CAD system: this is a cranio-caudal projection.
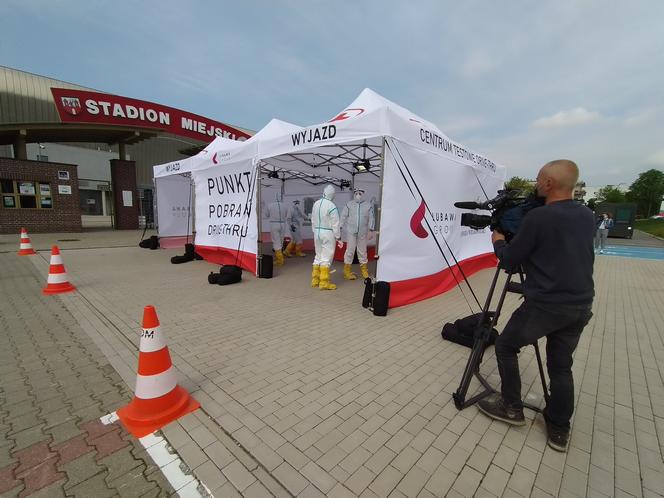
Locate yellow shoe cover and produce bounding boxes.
[295,244,306,257]
[284,242,295,257]
[275,250,285,266]
[318,266,337,290]
[343,264,357,280]
[311,265,320,287]
[360,263,369,279]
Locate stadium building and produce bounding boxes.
[0,65,252,233]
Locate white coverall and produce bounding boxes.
[341,199,375,264]
[311,187,340,267]
[265,195,290,251]
[289,203,306,244]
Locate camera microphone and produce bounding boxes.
[454,201,482,209]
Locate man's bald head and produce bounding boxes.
[540,160,579,192]
[535,159,579,203]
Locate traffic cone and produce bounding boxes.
[42,246,76,295]
[17,228,37,256]
[117,305,199,437]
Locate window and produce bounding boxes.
[0,180,53,209]
[615,208,631,223]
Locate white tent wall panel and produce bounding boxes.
[155,174,193,237]
[192,159,259,273]
[377,137,503,283]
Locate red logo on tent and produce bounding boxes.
[60,97,82,116]
[212,152,218,164]
[410,200,429,239]
[329,108,364,122]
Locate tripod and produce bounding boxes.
[452,265,550,412]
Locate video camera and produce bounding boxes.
[454,189,544,240]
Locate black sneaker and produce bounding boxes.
[477,394,526,426]
[545,419,570,452]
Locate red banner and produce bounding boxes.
[51,88,251,143]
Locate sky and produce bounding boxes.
[2,0,663,187]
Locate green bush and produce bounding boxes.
[635,219,664,238]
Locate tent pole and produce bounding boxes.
[152,177,158,233]
[256,162,263,274]
[374,137,387,260]
[190,175,196,242]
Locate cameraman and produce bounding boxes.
[478,160,595,452]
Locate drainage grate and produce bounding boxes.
[56,239,81,242]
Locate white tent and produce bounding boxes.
[185,89,505,308]
[152,119,300,244]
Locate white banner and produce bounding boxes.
[377,138,504,283]
[193,159,259,268]
[155,175,193,237]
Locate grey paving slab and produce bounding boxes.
[2,229,661,497]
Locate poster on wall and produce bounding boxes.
[19,182,35,195]
[122,190,133,207]
[193,159,258,273]
[58,185,72,195]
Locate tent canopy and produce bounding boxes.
[154,88,506,308]
[257,88,504,182]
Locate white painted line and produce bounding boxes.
[140,433,210,497]
[97,415,213,496]
[145,439,178,468]
[100,411,119,425]
[139,432,163,449]
[161,459,195,492]
[178,480,209,497]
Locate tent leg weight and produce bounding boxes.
[171,243,198,264]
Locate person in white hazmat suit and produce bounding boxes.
[265,191,289,266]
[340,187,375,280]
[284,199,307,257]
[311,185,343,290]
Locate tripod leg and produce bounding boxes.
[453,335,491,409]
[452,267,503,409]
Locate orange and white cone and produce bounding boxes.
[42,245,76,295]
[117,305,199,437]
[17,228,37,256]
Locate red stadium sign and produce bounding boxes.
[51,88,251,143]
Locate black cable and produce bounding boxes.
[385,139,482,311]
[233,163,259,267]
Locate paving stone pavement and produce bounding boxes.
[2,229,664,497]
[0,253,176,497]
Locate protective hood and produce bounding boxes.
[323,184,335,200]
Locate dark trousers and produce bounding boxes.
[494,300,593,429]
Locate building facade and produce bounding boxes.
[0,65,252,233]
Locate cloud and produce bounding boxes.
[460,52,497,78]
[624,106,660,127]
[532,108,603,129]
[437,115,488,135]
[646,150,664,166]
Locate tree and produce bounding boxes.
[504,176,535,195]
[627,169,664,217]
[587,198,597,211]
[595,185,626,203]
